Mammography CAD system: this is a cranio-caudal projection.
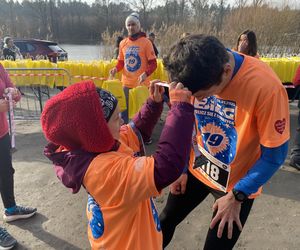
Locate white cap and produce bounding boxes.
[125,13,141,30]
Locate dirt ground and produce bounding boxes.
[1,103,300,250]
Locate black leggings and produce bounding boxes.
[0,133,16,208]
[159,171,254,250]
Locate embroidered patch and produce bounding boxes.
[274,118,286,134]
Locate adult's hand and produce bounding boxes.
[138,72,147,85]
[109,67,117,79]
[170,173,188,195]
[4,87,20,100]
[210,191,243,239]
[149,80,164,103]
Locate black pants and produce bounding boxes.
[159,171,254,250]
[121,86,130,124]
[0,133,16,208]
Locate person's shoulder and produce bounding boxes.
[139,36,152,44]
[119,38,129,46]
[234,56,284,95]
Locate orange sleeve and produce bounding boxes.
[256,85,290,147]
[118,40,125,61]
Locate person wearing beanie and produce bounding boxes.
[159,34,289,249]
[109,12,157,124]
[42,80,194,249]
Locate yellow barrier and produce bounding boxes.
[1,58,300,88]
[102,79,127,111]
[128,86,149,119]
[261,57,300,82]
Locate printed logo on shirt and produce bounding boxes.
[134,157,146,172]
[87,195,105,239]
[150,198,161,232]
[274,118,286,134]
[194,96,237,164]
[125,46,141,72]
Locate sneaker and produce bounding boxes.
[0,227,17,250]
[144,138,153,145]
[3,206,37,222]
[289,160,300,171]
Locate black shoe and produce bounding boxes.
[0,227,17,250]
[289,161,300,171]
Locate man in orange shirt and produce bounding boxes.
[160,34,289,249]
[110,13,157,125]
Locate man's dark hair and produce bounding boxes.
[163,34,229,93]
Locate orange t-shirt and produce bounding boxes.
[83,125,162,250]
[118,37,156,88]
[189,55,290,198]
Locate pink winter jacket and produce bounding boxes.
[0,63,20,139]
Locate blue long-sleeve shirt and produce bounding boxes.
[234,141,288,196]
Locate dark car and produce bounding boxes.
[13,39,68,62]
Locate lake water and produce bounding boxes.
[61,44,109,61]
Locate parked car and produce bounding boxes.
[13,39,68,62]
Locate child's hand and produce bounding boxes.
[169,82,192,104]
[149,80,165,103]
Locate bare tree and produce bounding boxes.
[234,0,248,8]
[190,0,209,26]
[127,0,153,29]
[252,0,264,8]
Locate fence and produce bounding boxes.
[6,68,71,120]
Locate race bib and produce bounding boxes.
[195,146,230,192]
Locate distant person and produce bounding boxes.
[109,13,157,125]
[290,64,300,170]
[0,63,37,249]
[3,37,22,61]
[235,30,259,58]
[148,32,159,57]
[113,36,123,59]
[42,80,194,249]
[180,32,191,39]
[159,34,289,249]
